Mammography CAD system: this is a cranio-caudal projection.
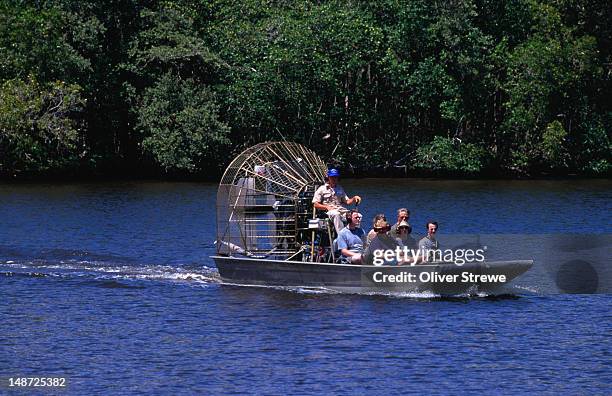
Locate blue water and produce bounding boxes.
[1,180,611,394]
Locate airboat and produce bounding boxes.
[212,142,532,294]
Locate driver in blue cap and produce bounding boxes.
[312,168,362,233]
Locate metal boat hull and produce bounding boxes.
[211,256,533,294]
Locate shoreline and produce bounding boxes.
[1,169,610,184]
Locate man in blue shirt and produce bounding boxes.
[337,210,365,264]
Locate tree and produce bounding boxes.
[209,0,386,162]
[501,1,604,174]
[0,77,86,176]
[0,3,103,84]
[414,135,490,175]
[135,73,230,174]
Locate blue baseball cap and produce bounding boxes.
[327,168,340,177]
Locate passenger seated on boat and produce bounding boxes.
[418,221,439,251]
[336,210,365,264]
[363,219,410,265]
[418,221,440,262]
[390,208,411,237]
[312,168,361,234]
[365,213,387,249]
[395,220,417,250]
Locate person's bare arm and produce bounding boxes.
[346,195,362,205]
[314,202,331,211]
[341,248,358,258]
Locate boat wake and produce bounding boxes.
[0,258,221,287]
[218,280,527,299]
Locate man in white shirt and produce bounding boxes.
[312,168,361,233]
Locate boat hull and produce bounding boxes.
[211,256,533,294]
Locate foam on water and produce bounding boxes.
[512,284,540,294]
[0,258,222,286]
[216,279,516,299]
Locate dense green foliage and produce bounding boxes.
[0,0,609,178]
[414,136,490,175]
[136,73,230,172]
[0,77,85,174]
